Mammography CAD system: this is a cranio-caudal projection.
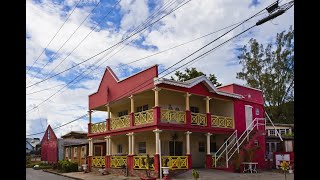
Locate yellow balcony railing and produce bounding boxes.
[110,115,130,130]
[161,156,188,169]
[110,156,127,168]
[211,115,234,129]
[92,156,105,167]
[133,156,155,170]
[212,156,216,168]
[161,109,186,124]
[191,113,207,126]
[91,121,107,134]
[134,109,154,126]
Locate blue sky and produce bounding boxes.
[26,0,293,138]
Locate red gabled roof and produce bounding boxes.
[89,65,158,110]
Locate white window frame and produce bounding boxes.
[117,144,123,154]
[73,147,77,158]
[138,142,146,154]
[81,146,86,158]
[268,129,276,136]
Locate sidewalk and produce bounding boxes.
[43,170,140,180]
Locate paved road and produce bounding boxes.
[173,169,294,180]
[26,168,73,180]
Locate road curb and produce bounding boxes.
[42,169,84,180]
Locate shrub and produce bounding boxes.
[58,160,79,173]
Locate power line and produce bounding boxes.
[26,0,82,74]
[107,1,293,103]
[26,0,292,135]
[26,0,191,89]
[26,0,191,114]
[26,113,90,136]
[28,0,122,91]
[26,84,65,95]
[27,1,101,86]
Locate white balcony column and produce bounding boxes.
[88,138,93,156]
[153,129,162,154]
[106,104,111,119]
[88,110,92,124]
[127,133,132,155]
[108,137,112,155]
[204,96,211,113]
[132,133,135,155]
[152,87,161,107]
[129,95,135,113]
[185,92,192,111]
[185,131,192,154]
[104,136,109,155]
[205,133,212,155]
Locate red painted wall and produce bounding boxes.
[234,100,265,135]
[218,84,264,105]
[41,125,58,163]
[89,65,158,109]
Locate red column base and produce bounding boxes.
[127,155,134,170]
[186,154,192,169]
[105,155,110,168]
[206,154,213,168]
[153,154,160,177]
[88,156,92,171]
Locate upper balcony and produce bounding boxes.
[89,88,236,136]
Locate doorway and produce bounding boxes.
[169,141,183,156]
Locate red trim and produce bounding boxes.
[186,154,192,170]
[153,154,160,174]
[206,154,212,169]
[158,123,234,134]
[127,155,134,170]
[130,113,134,127]
[105,155,110,168]
[186,111,191,128]
[88,123,92,135]
[153,106,161,125]
[88,156,92,171]
[107,118,110,131]
[206,113,211,128]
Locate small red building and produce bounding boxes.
[41,125,59,163]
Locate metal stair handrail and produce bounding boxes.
[265,112,283,141]
[227,118,265,163]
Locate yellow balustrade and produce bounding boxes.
[134,109,154,126]
[110,156,127,168]
[92,156,105,167]
[212,156,216,168]
[161,109,186,124]
[133,156,155,170]
[161,156,188,169]
[91,121,107,134]
[191,113,207,126]
[211,115,234,129]
[110,115,130,130]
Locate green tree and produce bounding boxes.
[171,67,222,87]
[236,26,294,123]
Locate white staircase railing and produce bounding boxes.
[226,118,265,164]
[265,112,283,141]
[214,118,265,168]
[214,130,238,168]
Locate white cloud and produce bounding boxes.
[26,0,293,138]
